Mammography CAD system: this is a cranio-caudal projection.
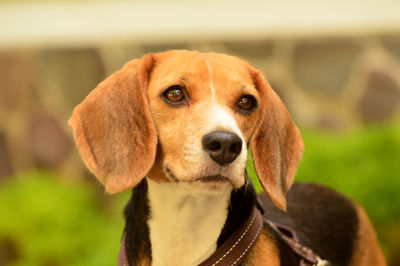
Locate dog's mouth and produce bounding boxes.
[194,175,230,183]
[165,166,231,185]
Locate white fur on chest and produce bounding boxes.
[147,179,232,266]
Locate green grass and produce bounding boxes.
[0,123,399,265]
[0,171,130,266]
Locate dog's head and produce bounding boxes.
[68,50,303,210]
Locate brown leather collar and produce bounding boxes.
[263,220,330,266]
[117,206,263,266]
[198,206,263,266]
[118,232,129,266]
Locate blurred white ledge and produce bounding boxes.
[1,1,400,49]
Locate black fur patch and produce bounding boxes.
[217,179,259,246]
[123,179,151,266]
[258,182,359,266]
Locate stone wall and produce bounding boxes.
[1,35,400,179]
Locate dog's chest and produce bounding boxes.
[146,179,231,266]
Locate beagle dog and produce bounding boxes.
[69,50,386,266]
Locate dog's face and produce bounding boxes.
[146,51,260,191]
[68,50,303,210]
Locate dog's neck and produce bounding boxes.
[146,179,232,266]
[123,177,258,266]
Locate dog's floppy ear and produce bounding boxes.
[249,67,304,210]
[68,54,157,193]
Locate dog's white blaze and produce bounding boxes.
[207,104,243,138]
[205,60,216,100]
[147,179,231,266]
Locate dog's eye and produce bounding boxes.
[236,95,257,114]
[162,85,186,104]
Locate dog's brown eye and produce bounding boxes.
[166,89,183,102]
[163,85,186,104]
[236,95,257,113]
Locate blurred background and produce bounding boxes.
[1,0,400,265]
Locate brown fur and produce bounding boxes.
[68,56,158,193]
[248,67,304,210]
[349,203,387,266]
[137,254,151,266]
[244,231,280,266]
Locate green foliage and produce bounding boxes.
[0,171,129,266]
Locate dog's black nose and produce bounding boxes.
[202,131,243,165]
